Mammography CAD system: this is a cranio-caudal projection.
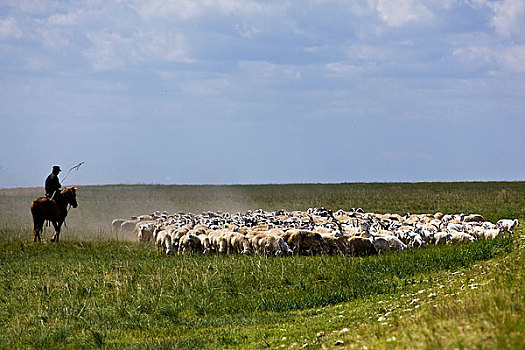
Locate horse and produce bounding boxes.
[30,186,78,242]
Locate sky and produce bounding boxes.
[1,0,524,188]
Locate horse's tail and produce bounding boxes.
[30,199,40,225]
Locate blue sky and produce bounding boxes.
[1,0,524,188]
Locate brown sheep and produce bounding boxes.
[347,236,378,256]
[286,230,324,255]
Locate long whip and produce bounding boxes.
[61,161,85,184]
[50,161,84,200]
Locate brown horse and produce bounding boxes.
[30,186,78,242]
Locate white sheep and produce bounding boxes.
[448,231,476,244]
[137,223,155,242]
[371,234,407,253]
[155,230,173,254]
[497,219,519,235]
[112,219,125,232]
[434,231,451,245]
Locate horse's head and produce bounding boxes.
[61,186,78,208]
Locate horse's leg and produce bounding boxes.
[51,222,63,242]
[33,219,43,242]
[50,221,59,242]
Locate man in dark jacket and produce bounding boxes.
[45,165,62,199]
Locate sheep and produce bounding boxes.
[497,219,519,235]
[155,230,173,255]
[321,235,351,255]
[112,219,125,232]
[210,231,229,254]
[434,212,445,220]
[120,219,139,233]
[178,233,202,254]
[286,230,324,255]
[479,227,503,240]
[482,221,498,230]
[197,234,212,254]
[446,222,465,233]
[346,236,378,256]
[121,208,509,257]
[463,214,485,223]
[229,232,252,255]
[434,231,451,245]
[137,223,155,242]
[397,229,426,249]
[409,233,426,249]
[370,234,407,253]
[250,233,292,257]
[448,231,476,245]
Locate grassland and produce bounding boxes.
[0,182,524,349]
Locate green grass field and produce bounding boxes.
[0,182,524,349]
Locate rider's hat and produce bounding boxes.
[53,165,61,172]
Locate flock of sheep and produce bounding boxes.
[112,208,519,257]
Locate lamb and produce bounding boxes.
[497,219,519,235]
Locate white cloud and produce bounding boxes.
[82,23,193,70]
[83,31,129,71]
[491,0,525,37]
[453,44,525,73]
[47,11,80,26]
[134,30,194,63]
[372,0,434,27]
[496,45,525,73]
[325,62,363,77]
[453,45,494,64]
[239,61,302,81]
[131,0,269,20]
[181,78,230,97]
[344,44,389,62]
[0,17,23,39]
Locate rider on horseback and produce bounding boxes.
[45,165,62,200]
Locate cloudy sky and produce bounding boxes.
[1,0,524,188]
